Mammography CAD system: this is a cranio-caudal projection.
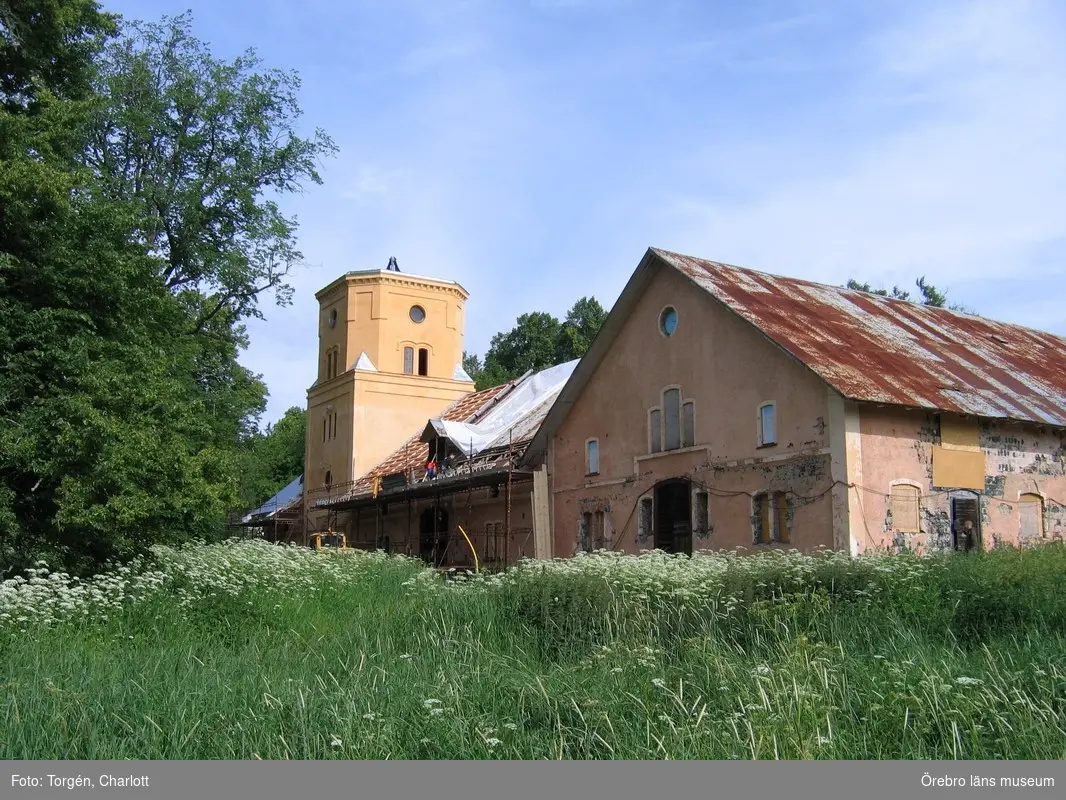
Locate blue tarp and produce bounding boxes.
[242,474,303,522]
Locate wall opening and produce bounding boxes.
[950,492,981,552]
[773,491,790,544]
[586,439,599,475]
[649,409,662,453]
[638,497,654,546]
[417,348,429,376]
[419,506,449,566]
[1019,493,1045,542]
[654,479,692,555]
[753,493,771,544]
[663,389,681,451]
[890,483,921,532]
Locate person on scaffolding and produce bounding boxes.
[424,458,437,481]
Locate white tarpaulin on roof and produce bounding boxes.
[426,359,579,458]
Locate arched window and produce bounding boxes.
[586,439,599,475]
[1019,493,1045,541]
[403,346,414,375]
[418,348,429,376]
[890,483,921,532]
[663,388,681,451]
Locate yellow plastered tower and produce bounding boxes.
[304,258,475,504]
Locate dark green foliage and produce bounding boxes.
[0,7,333,574]
[467,296,607,389]
[845,277,973,313]
[238,406,306,510]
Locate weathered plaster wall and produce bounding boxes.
[858,406,1066,552]
[339,484,537,567]
[550,262,835,555]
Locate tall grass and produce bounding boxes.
[1,540,1065,759]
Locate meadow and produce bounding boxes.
[2,539,1065,760]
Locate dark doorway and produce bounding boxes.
[654,479,692,555]
[420,506,449,566]
[950,494,981,552]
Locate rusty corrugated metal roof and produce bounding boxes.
[653,248,1066,427]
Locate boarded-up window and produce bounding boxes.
[759,403,776,446]
[664,389,681,451]
[649,409,662,453]
[1019,493,1044,542]
[773,492,790,543]
[694,491,709,537]
[586,439,599,475]
[638,497,654,544]
[403,347,414,374]
[683,401,695,448]
[753,493,770,544]
[890,483,921,532]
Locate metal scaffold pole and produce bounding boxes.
[504,428,513,569]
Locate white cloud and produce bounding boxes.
[656,0,1066,298]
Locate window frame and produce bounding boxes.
[772,491,790,544]
[658,305,679,338]
[752,492,771,544]
[757,401,777,447]
[585,438,600,476]
[888,480,922,533]
[648,408,662,454]
[1018,491,1046,540]
[403,346,414,375]
[417,347,429,376]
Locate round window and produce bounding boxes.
[659,306,678,337]
[409,305,426,323]
[328,309,337,328]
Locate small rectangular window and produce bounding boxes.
[418,348,429,376]
[403,347,414,375]
[759,403,776,446]
[586,440,599,475]
[773,491,790,543]
[694,491,709,537]
[664,388,681,451]
[753,494,770,544]
[890,484,920,532]
[649,409,662,453]
[682,401,695,448]
[322,418,327,442]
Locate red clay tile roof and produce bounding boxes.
[654,248,1066,426]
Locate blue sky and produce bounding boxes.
[104,0,1066,427]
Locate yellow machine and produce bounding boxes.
[311,531,350,552]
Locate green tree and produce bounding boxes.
[555,296,606,362]
[470,297,608,390]
[845,277,972,313]
[479,312,562,389]
[0,7,332,575]
[239,407,306,510]
[85,12,337,333]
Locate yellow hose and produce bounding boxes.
[457,525,480,573]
